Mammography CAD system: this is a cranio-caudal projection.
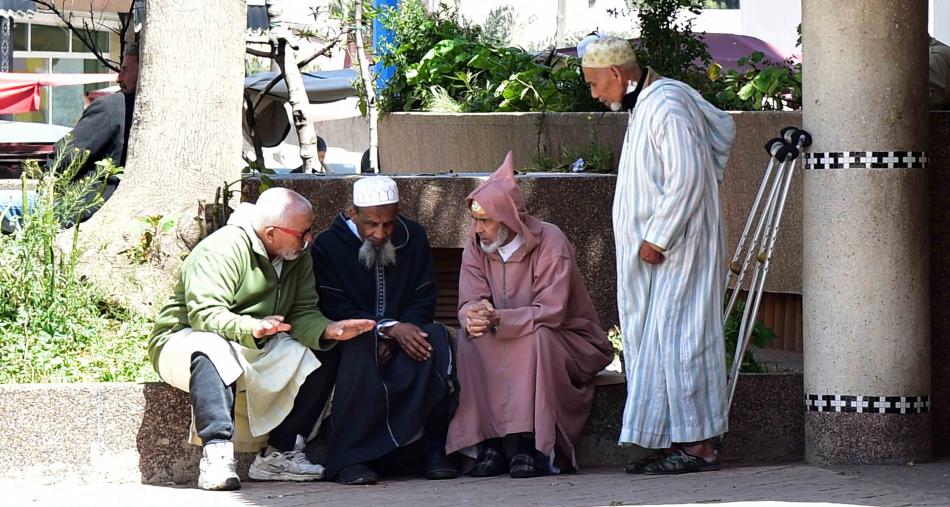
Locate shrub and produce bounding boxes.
[374,0,600,114]
[707,52,802,111]
[0,144,157,383]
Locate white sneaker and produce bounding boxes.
[198,441,241,491]
[248,435,325,482]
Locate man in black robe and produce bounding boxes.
[311,175,456,485]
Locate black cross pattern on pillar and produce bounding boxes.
[805,394,930,414]
[804,151,928,170]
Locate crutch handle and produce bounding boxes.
[781,127,813,148]
[775,144,799,162]
[764,138,786,157]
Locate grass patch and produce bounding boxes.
[0,144,157,383]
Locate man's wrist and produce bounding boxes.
[377,319,398,339]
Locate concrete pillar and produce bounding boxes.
[802,0,931,464]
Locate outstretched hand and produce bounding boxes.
[322,319,377,341]
[252,315,292,339]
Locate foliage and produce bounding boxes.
[707,52,802,111]
[364,0,803,117]
[373,0,482,113]
[374,0,599,114]
[125,214,177,264]
[525,115,615,173]
[403,39,595,112]
[0,145,156,383]
[724,298,777,374]
[627,0,711,91]
[607,325,624,358]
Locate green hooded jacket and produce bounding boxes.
[148,217,333,371]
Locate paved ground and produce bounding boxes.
[5,462,950,507]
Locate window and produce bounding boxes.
[71,28,110,54]
[11,57,51,124]
[12,23,115,126]
[13,22,27,51]
[30,24,69,52]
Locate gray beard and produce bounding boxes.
[359,239,396,270]
[479,225,510,254]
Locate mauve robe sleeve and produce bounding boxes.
[493,251,573,340]
[457,244,493,327]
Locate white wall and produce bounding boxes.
[933,0,950,42]
[739,0,801,55]
[455,0,636,50]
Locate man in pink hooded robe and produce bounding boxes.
[446,152,614,478]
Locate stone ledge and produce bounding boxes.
[0,372,802,484]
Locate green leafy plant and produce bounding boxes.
[724,298,777,373]
[626,0,711,91]
[372,0,599,114]
[707,51,802,110]
[125,214,176,264]
[373,0,482,113]
[0,144,155,383]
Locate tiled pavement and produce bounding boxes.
[5,462,950,507]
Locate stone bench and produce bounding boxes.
[0,372,802,484]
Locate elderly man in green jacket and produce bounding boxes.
[149,187,374,491]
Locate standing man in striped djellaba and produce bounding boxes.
[581,36,736,474]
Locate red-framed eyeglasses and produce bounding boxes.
[270,225,312,250]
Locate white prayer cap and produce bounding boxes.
[353,176,399,207]
[582,36,637,68]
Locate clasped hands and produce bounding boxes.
[465,299,500,338]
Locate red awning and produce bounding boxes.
[0,72,117,114]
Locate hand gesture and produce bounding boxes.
[639,241,665,265]
[252,315,292,339]
[322,319,376,341]
[465,299,499,338]
[385,323,432,362]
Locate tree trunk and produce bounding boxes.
[267,0,321,174]
[353,0,378,173]
[72,0,246,312]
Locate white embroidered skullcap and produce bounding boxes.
[581,36,637,68]
[353,176,399,207]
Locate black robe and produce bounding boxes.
[312,213,452,479]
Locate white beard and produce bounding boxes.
[479,225,510,254]
[359,239,396,270]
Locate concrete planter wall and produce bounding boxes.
[378,111,805,294]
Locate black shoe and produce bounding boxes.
[337,463,379,485]
[624,450,667,474]
[469,447,506,477]
[509,452,538,479]
[424,451,458,480]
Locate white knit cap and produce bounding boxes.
[581,36,637,68]
[353,176,399,207]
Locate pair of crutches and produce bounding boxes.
[723,127,812,413]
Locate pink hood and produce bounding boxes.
[466,151,539,252]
